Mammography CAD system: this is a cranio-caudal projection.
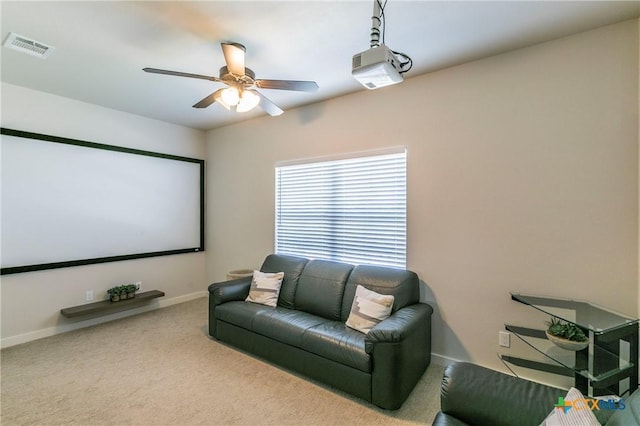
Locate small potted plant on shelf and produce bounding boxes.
[545,317,589,351]
[126,284,138,299]
[107,286,121,302]
[118,285,128,300]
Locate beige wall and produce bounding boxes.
[0,83,207,347]
[205,20,639,370]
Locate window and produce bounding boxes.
[275,148,406,268]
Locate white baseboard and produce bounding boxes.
[1,291,207,349]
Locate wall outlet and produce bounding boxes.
[86,290,94,302]
[499,331,511,348]
[135,281,142,291]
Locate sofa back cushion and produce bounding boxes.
[294,259,354,320]
[340,265,419,322]
[260,254,309,309]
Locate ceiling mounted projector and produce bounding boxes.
[352,0,412,90]
[352,44,403,90]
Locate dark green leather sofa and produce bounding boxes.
[434,362,640,425]
[208,254,433,410]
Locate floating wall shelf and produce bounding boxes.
[60,290,165,318]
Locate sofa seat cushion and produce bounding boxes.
[301,321,370,373]
[253,308,328,348]
[215,301,272,331]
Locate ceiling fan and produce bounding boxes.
[143,42,318,116]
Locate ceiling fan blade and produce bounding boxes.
[143,67,219,82]
[192,89,223,109]
[255,79,319,92]
[256,91,284,116]
[221,42,246,77]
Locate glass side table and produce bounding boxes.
[503,293,638,397]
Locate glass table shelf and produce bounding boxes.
[505,293,639,397]
[505,325,634,384]
[510,293,638,334]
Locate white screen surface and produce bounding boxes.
[1,130,204,273]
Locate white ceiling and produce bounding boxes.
[1,1,639,131]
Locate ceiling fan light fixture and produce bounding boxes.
[221,86,240,106]
[236,90,260,113]
[213,89,231,110]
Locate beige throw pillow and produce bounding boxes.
[539,387,600,426]
[245,270,284,307]
[346,285,395,334]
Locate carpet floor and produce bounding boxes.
[1,297,443,425]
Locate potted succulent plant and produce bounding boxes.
[126,284,138,299]
[545,317,589,351]
[107,286,121,302]
[116,285,127,300]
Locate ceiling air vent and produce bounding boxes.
[3,32,55,59]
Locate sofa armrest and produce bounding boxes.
[208,277,252,305]
[208,277,251,338]
[440,362,565,426]
[364,303,434,352]
[365,303,433,410]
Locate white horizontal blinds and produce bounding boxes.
[275,149,406,268]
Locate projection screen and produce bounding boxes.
[1,128,205,275]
